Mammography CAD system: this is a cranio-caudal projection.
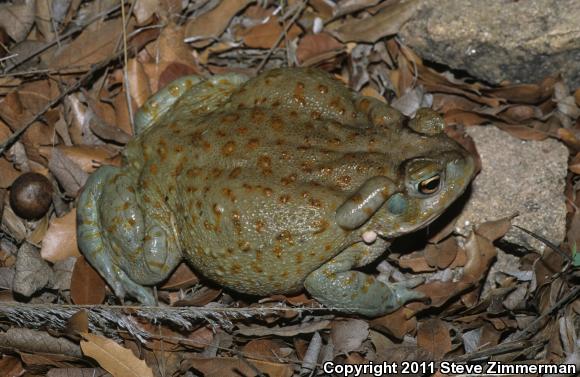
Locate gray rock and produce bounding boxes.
[455,126,567,252]
[399,0,580,88]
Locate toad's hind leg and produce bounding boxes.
[77,166,181,304]
[304,240,425,316]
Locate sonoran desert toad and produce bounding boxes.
[77,68,475,316]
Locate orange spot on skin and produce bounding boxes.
[238,240,251,251]
[337,175,352,188]
[222,113,240,123]
[311,110,321,120]
[280,173,297,185]
[255,219,265,233]
[251,109,266,123]
[318,84,328,94]
[149,164,158,175]
[187,168,202,177]
[263,187,273,197]
[257,155,272,175]
[294,82,306,106]
[230,263,242,274]
[295,252,304,264]
[221,141,236,156]
[231,211,242,235]
[272,245,283,258]
[270,116,284,131]
[247,138,259,150]
[236,127,248,134]
[279,194,290,204]
[313,219,330,234]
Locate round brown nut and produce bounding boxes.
[10,173,53,220]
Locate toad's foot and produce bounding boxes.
[77,166,181,305]
[304,242,425,316]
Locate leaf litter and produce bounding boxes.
[0,1,578,376]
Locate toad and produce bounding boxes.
[77,68,475,316]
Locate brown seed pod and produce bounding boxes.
[9,173,53,220]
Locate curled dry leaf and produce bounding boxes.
[474,216,514,242]
[126,58,152,111]
[331,319,369,355]
[237,320,331,337]
[13,243,54,297]
[425,237,458,269]
[40,209,80,262]
[183,357,293,377]
[296,32,344,66]
[238,17,302,49]
[48,148,89,197]
[328,0,419,43]
[398,251,435,273]
[48,18,123,70]
[370,307,417,340]
[0,157,21,188]
[39,145,116,173]
[417,319,452,359]
[160,262,199,290]
[80,332,154,377]
[461,232,498,284]
[71,256,106,305]
[0,0,35,42]
[0,327,81,357]
[185,0,253,48]
[242,338,292,361]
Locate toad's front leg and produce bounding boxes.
[304,239,425,316]
[77,166,181,304]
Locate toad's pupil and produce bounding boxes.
[419,175,440,194]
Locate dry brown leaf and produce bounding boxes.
[370,307,417,339]
[183,356,293,377]
[461,232,497,284]
[331,319,369,355]
[398,251,436,272]
[557,128,580,151]
[46,368,112,376]
[160,262,199,290]
[172,286,222,307]
[296,33,344,66]
[48,18,123,70]
[13,243,53,297]
[66,310,89,335]
[71,256,106,305]
[237,320,331,337]
[80,332,154,377]
[133,0,160,24]
[156,23,200,74]
[48,149,88,197]
[0,355,24,377]
[39,146,115,173]
[185,0,253,48]
[408,280,473,312]
[0,0,35,42]
[417,319,451,359]
[0,157,21,188]
[329,0,419,43]
[495,124,550,141]
[444,110,491,126]
[242,339,290,360]
[126,58,152,111]
[484,82,553,104]
[238,17,302,49]
[40,210,80,262]
[424,237,458,269]
[475,216,513,242]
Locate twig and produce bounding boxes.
[0,49,125,156]
[511,285,580,341]
[255,1,306,73]
[3,4,122,74]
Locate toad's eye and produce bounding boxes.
[418,175,441,195]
